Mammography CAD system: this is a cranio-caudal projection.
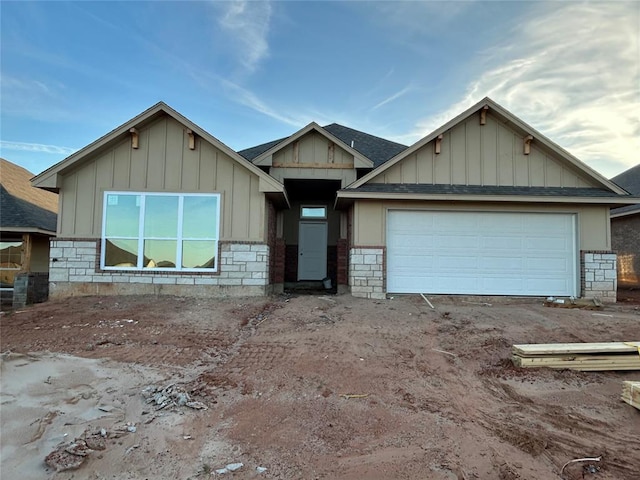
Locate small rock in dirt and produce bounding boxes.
[215,468,229,474]
[225,463,243,472]
[126,425,136,433]
[45,448,87,472]
[65,441,93,457]
[256,466,267,473]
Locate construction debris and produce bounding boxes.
[543,297,603,310]
[215,462,244,474]
[419,294,435,309]
[560,455,601,477]
[141,383,208,410]
[512,342,640,371]
[621,381,640,410]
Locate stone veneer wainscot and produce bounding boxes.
[48,239,271,297]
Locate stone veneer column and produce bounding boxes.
[349,247,385,299]
[581,251,617,302]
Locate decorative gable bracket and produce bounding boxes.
[129,128,139,149]
[435,134,443,155]
[186,129,196,150]
[524,135,533,155]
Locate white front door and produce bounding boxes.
[298,222,328,280]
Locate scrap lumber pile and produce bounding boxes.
[512,342,640,371]
[621,381,640,410]
[543,297,603,310]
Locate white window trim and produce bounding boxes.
[101,191,221,272]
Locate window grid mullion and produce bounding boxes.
[176,196,184,270]
[137,195,146,269]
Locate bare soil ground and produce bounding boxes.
[1,293,639,480]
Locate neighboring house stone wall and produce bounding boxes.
[12,272,49,308]
[48,239,271,297]
[349,247,385,299]
[611,214,640,287]
[581,251,617,302]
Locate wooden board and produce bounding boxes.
[621,381,640,410]
[513,342,640,356]
[512,355,640,371]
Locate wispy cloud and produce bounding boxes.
[412,3,640,177]
[216,0,272,73]
[372,84,413,111]
[0,141,77,155]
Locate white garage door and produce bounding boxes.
[387,210,577,296]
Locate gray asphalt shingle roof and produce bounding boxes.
[1,158,58,233]
[238,124,408,168]
[347,184,625,198]
[322,124,408,167]
[0,186,57,232]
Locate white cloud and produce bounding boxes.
[413,2,640,178]
[0,141,77,156]
[217,0,272,73]
[372,84,413,111]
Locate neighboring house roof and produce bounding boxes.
[611,164,640,218]
[31,102,288,206]
[239,123,408,168]
[346,97,629,196]
[0,158,57,234]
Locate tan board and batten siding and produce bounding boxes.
[58,115,265,241]
[269,131,357,186]
[369,113,600,188]
[352,201,610,250]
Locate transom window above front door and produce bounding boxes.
[301,206,327,219]
[101,192,220,271]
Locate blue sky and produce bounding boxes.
[1,1,638,179]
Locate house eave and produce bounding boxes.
[0,226,57,236]
[335,191,640,209]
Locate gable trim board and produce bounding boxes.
[31,98,634,301]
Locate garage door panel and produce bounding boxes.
[435,255,478,269]
[387,211,577,296]
[435,235,479,248]
[479,256,524,270]
[481,236,523,249]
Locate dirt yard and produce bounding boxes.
[1,293,639,480]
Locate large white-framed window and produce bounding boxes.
[101,192,220,272]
